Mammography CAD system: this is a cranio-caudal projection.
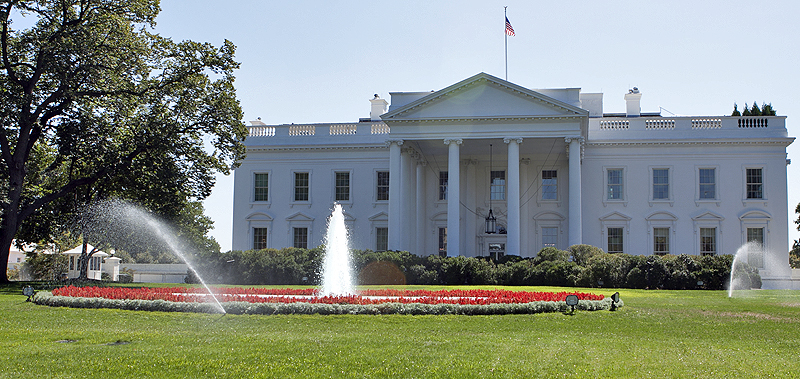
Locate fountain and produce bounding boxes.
[728,241,764,297]
[320,203,355,296]
[78,199,226,313]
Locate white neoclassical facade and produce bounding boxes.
[232,73,795,287]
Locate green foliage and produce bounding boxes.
[6,266,20,281]
[569,244,605,266]
[790,240,800,269]
[731,103,741,116]
[23,251,67,281]
[188,246,750,290]
[0,0,245,282]
[737,101,776,116]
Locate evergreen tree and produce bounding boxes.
[731,103,741,116]
[742,103,751,116]
[749,102,762,116]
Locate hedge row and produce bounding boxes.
[33,291,620,315]
[187,245,760,290]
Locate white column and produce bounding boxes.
[444,138,462,257]
[520,158,531,256]
[567,137,583,247]
[465,159,477,257]
[504,137,522,256]
[387,139,403,250]
[415,162,426,255]
[401,148,416,252]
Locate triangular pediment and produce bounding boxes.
[382,73,587,121]
[286,212,314,222]
[600,211,632,222]
[692,211,724,221]
[369,212,388,222]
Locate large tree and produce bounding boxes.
[0,0,246,282]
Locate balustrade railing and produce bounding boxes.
[592,116,782,135]
[248,122,389,137]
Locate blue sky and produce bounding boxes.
[152,0,800,251]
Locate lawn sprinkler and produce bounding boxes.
[565,294,579,314]
[610,292,620,311]
[22,286,34,302]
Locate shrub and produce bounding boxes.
[569,244,605,266]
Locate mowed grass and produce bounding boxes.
[1,284,799,378]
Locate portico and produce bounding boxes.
[381,73,588,257]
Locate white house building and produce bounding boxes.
[232,73,794,287]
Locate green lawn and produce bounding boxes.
[1,283,799,378]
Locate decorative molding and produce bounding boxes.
[385,138,404,147]
[248,145,387,153]
[443,138,463,146]
[587,139,793,148]
[503,137,524,144]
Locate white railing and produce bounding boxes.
[371,123,390,135]
[248,122,390,138]
[248,126,275,137]
[738,118,769,128]
[691,118,722,129]
[600,120,629,130]
[645,119,675,130]
[591,116,784,136]
[330,124,357,135]
[288,124,315,136]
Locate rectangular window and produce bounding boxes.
[746,168,763,199]
[746,227,765,268]
[489,243,505,260]
[69,256,75,271]
[542,227,558,248]
[293,227,308,249]
[652,169,669,200]
[89,256,101,271]
[335,172,350,201]
[294,172,309,202]
[254,173,269,201]
[491,170,506,201]
[542,170,558,200]
[376,227,388,251]
[438,227,447,257]
[653,227,670,255]
[700,227,716,255]
[376,171,389,201]
[439,171,448,200]
[747,227,764,245]
[607,227,624,253]
[607,169,623,200]
[699,168,716,199]
[253,227,268,250]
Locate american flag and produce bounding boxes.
[505,17,515,36]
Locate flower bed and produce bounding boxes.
[35,286,620,315]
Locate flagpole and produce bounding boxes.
[504,6,508,81]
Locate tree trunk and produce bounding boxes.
[0,190,23,284]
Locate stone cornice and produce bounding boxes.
[382,73,588,120]
[384,114,585,124]
[587,138,794,148]
[247,145,388,153]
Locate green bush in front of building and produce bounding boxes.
[187,244,759,290]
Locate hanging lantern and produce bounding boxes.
[485,143,496,234]
[485,208,497,234]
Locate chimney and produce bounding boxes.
[625,87,641,117]
[370,94,388,121]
